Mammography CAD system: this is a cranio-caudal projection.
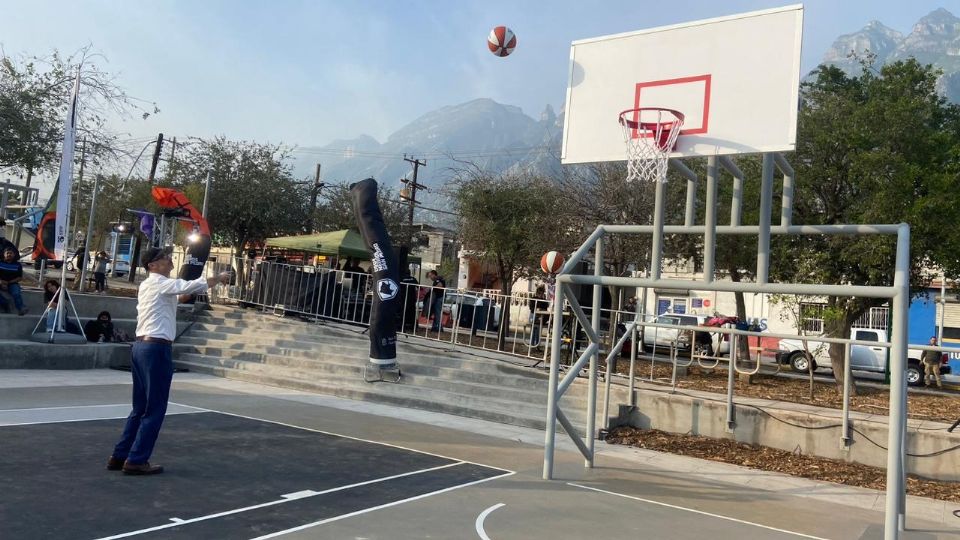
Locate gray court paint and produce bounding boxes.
[568,483,831,540]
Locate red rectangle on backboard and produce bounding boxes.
[633,74,712,137]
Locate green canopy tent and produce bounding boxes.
[264,229,420,263]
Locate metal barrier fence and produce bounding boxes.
[202,257,734,365]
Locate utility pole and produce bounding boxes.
[78,174,100,292]
[170,136,177,164]
[401,155,427,228]
[201,171,212,218]
[306,164,324,233]
[148,133,164,183]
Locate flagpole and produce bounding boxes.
[49,66,82,340]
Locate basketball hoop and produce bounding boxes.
[618,108,684,183]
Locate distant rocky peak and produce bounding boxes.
[823,20,903,64]
[540,104,556,124]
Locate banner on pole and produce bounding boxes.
[53,70,81,261]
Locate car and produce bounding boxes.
[776,327,952,387]
[442,292,501,330]
[641,313,732,355]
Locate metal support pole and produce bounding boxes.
[884,225,909,540]
[939,273,946,345]
[776,154,795,227]
[756,154,775,284]
[201,171,212,219]
[719,156,744,227]
[731,177,743,227]
[841,342,852,447]
[650,179,666,280]
[684,178,696,227]
[899,370,908,533]
[703,156,718,283]
[586,237,603,467]
[628,294,642,405]
[726,334,738,432]
[78,174,100,292]
[543,282,566,479]
[1,179,9,215]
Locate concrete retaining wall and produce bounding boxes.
[619,387,960,482]
[15,290,140,319]
[0,342,130,369]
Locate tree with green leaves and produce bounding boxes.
[166,137,310,260]
[771,59,960,393]
[454,169,577,348]
[0,46,157,184]
[312,182,412,247]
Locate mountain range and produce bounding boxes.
[290,8,960,223]
[291,99,563,216]
[818,8,960,101]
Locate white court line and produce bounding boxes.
[475,503,505,540]
[93,462,466,540]
[0,406,205,427]
[0,403,131,412]
[567,483,832,540]
[250,470,516,540]
[169,401,514,474]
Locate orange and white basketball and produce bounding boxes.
[487,26,517,57]
[540,251,564,274]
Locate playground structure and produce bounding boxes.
[545,6,911,540]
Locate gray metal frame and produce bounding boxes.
[542,152,909,540]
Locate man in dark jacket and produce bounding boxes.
[425,270,446,332]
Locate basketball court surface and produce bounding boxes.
[1,370,957,540]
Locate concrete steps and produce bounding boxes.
[174,306,596,432]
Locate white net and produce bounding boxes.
[618,108,684,183]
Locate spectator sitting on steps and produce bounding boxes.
[0,247,28,315]
[84,311,115,343]
[43,279,80,333]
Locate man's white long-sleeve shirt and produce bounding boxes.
[136,273,209,341]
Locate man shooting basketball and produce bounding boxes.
[107,247,230,475]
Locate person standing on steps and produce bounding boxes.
[92,251,110,294]
[107,247,230,475]
[425,269,446,332]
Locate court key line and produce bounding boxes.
[0,410,205,427]
[168,401,514,474]
[250,471,515,540]
[567,483,832,540]
[0,403,132,412]
[94,462,465,540]
[475,503,506,540]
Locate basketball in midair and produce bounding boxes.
[487,26,517,57]
[540,251,565,274]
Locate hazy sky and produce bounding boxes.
[0,0,950,151]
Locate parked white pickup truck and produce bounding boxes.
[776,327,951,387]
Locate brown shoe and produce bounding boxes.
[106,456,125,471]
[122,461,164,475]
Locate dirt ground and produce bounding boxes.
[605,426,960,502]
[601,358,960,502]
[611,360,960,424]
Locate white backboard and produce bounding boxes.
[561,4,804,164]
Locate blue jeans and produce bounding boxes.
[112,342,174,464]
[0,283,24,311]
[430,297,443,330]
